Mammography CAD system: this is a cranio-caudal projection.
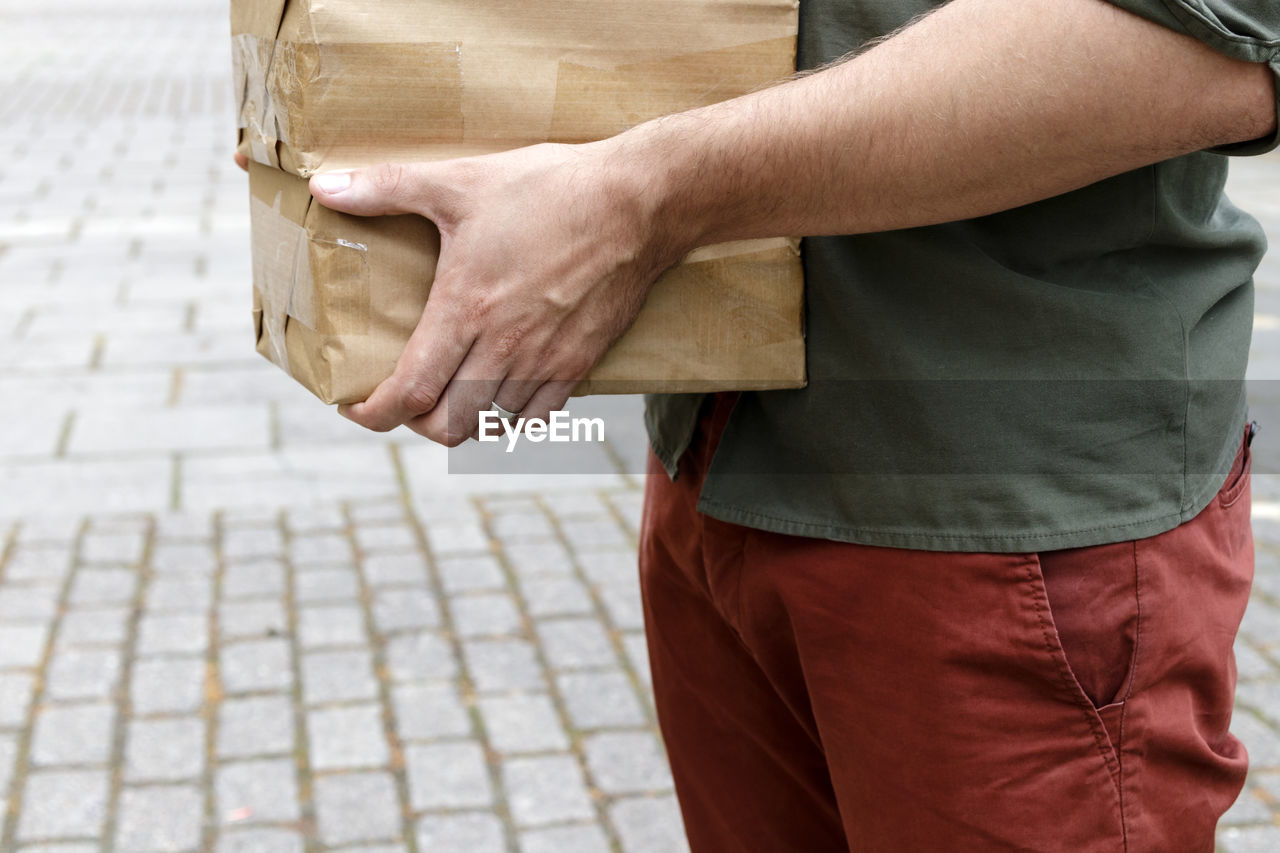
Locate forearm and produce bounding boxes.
[605,0,1276,249]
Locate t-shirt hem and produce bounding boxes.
[694,484,1223,554]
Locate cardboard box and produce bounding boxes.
[233,0,806,404]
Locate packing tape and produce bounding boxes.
[230,30,793,176]
[250,191,373,376]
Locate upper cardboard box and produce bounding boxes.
[232,0,801,175]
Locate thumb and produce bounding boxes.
[309,162,437,217]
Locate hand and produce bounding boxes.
[308,142,683,445]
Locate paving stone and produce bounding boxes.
[215,759,301,825]
[79,531,147,564]
[290,533,354,566]
[463,639,545,692]
[218,600,287,640]
[414,813,506,853]
[0,623,49,669]
[622,632,652,691]
[609,796,691,853]
[501,542,574,580]
[0,672,36,727]
[45,648,122,700]
[137,613,209,655]
[557,670,648,729]
[0,585,59,622]
[16,770,109,842]
[15,518,81,546]
[297,605,366,648]
[403,742,492,812]
[286,506,348,534]
[502,755,595,827]
[437,554,508,593]
[313,772,402,846]
[583,731,674,795]
[426,522,491,556]
[450,593,522,638]
[68,568,137,606]
[1221,785,1274,825]
[56,608,130,647]
[146,575,213,613]
[30,703,115,766]
[293,567,360,604]
[362,553,429,588]
[221,559,284,599]
[559,517,630,550]
[1238,681,1280,728]
[1219,826,1280,853]
[354,524,419,554]
[132,656,207,716]
[598,583,646,631]
[307,704,390,770]
[384,632,459,683]
[519,576,595,618]
[519,824,612,853]
[217,695,295,759]
[478,693,570,754]
[114,784,204,852]
[151,542,217,575]
[3,544,73,583]
[125,717,205,782]
[152,513,216,543]
[576,548,637,586]
[490,511,558,542]
[301,649,379,705]
[391,683,472,741]
[0,458,172,518]
[219,639,292,694]
[371,587,441,634]
[71,405,269,455]
[214,828,304,853]
[0,730,17,804]
[536,618,618,670]
[221,530,284,562]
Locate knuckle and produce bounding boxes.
[399,379,439,415]
[490,324,526,363]
[369,162,406,198]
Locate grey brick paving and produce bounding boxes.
[415,813,506,853]
[306,705,389,771]
[0,2,1277,851]
[114,785,204,852]
[215,760,301,825]
[405,742,494,810]
[312,772,402,847]
[30,705,116,767]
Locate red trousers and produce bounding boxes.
[638,393,1254,852]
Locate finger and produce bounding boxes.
[233,151,249,172]
[340,298,473,432]
[403,353,507,446]
[309,161,444,218]
[515,380,577,427]
[491,377,544,420]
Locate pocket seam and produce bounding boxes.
[1023,555,1125,789]
[1219,440,1251,509]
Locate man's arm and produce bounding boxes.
[312,0,1276,443]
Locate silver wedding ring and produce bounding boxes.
[489,401,521,422]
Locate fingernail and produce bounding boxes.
[314,172,352,193]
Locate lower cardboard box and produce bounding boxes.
[248,161,806,404]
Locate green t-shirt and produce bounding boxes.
[644,0,1280,552]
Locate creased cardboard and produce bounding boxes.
[233,0,806,404]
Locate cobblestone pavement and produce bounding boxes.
[0,1,1278,851]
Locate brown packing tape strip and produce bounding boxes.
[231,24,795,175]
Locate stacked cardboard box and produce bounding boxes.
[232,0,805,404]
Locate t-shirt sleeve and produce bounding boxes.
[1103,0,1279,155]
